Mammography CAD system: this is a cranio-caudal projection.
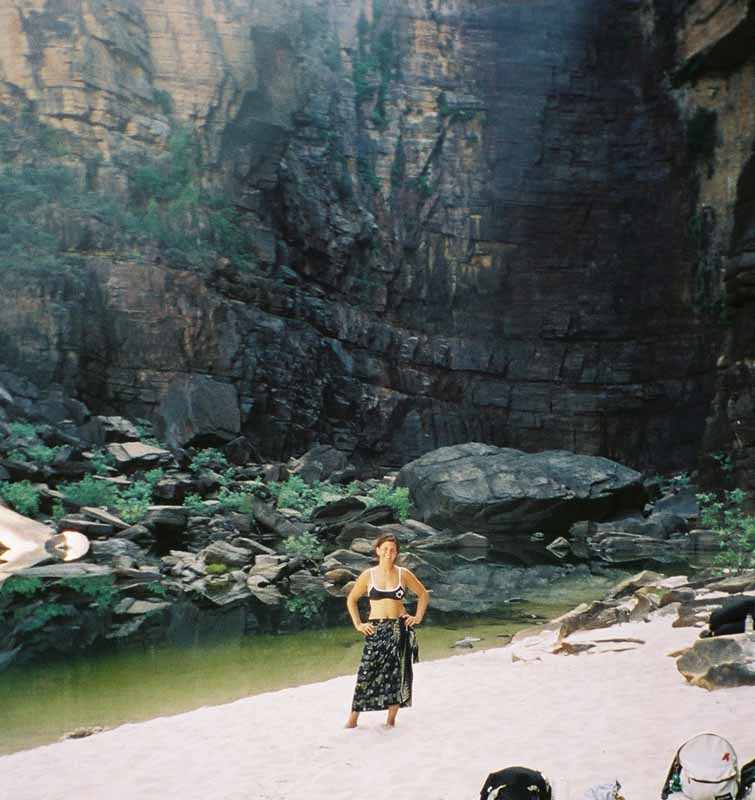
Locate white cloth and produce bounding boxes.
[580,782,623,800]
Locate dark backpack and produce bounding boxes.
[708,596,755,636]
[741,758,755,799]
[480,766,552,800]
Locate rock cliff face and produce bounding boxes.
[670,0,755,491]
[0,0,750,471]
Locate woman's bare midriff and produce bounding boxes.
[368,599,406,620]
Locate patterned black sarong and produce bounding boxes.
[351,618,419,712]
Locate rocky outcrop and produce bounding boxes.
[677,635,755,689]
[663,0,755,492]
[155,375,241,449]
[397,443,645,540]
[0,0,730,471]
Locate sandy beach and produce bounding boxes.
[2,611,753,800]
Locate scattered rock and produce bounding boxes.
[289,444,348,484]
[97,416,141,442]
[62,726,105,740]
[246,575,285,605]
[324,567,358,585]
[58,516,115,538]
[107,442,173,469]
[455,532,490,549]
[553,641,595,655]
[677,634,755,689]
[202,541,253,568]
[80,506,130,531]
[706,573,755,593]
[604,570,666,600]
[230,537,275,556]
[142,506,189,534]
[546,536,570,557]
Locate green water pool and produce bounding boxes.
[0,572,622,755]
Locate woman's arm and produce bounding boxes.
[346,571,374,635]
[402,569,429,627]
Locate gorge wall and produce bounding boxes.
[0,0,751,474]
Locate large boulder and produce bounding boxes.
[397,443,645,539]
[155,374,241,449]
[289,444,348,484]
[677,635,755,689]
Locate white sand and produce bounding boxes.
[2,614,753,800]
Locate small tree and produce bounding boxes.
[697,489,755,573]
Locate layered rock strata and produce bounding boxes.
[0,0,744,470]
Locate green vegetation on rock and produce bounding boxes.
[0,116,257,276]
[365,484,410,521]
[284,586,326,624]
[0,480,41,517]
[59,469,164,524]
[269,475,331,517]
[58,575,117,610]
[0,575,43,597]
[281,531,325,560]
[697,488,755,573]
[189,448,229,473]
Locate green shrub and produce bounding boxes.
[183,493,211,515]
[282,531,325,560]
[667,471,692,492]
[112,471,162,524]
[366,484,410,521]
[59,474,120,509]
[15,602,71,633]
[269,476,338,518]
[190,448,229,473]
[89,449,116,475]
[0,480,41,516]
[712,451,734,476]
[153,89,173,116]
[0,575,43,597]
[697,489,755,573]
[146,581,168,598]
[7,421,40,440]
[205,563,228,575]
[414,174,432,197]
[215,488,253,513]
[0,118,257,276]
[58,575,116,609]
[284,586,326,623]
[9,443,63,465]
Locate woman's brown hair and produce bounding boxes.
[374,533,400,553]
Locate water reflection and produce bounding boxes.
[0,571,621,756]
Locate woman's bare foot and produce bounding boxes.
[385,704,399,727]
[345,711,359,729]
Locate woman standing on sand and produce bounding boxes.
[345,533,429,728]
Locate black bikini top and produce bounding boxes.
[368,567,406,600]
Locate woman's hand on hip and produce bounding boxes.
[402,614,422,627]
[356,621,375,636]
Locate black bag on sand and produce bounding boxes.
[708,596,755,636]
[741,758,755,799]
[480,766,552,800]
